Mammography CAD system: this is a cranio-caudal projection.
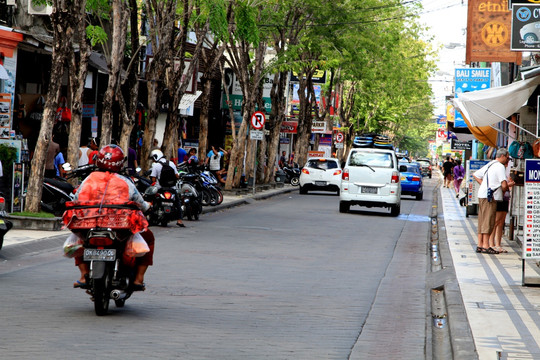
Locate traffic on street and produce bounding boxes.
[0,177,436,359]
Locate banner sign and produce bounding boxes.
[454,68,491,127]
[511,4,540,50]
[451,139,473,150]
[466,0,522,64]
[311,121,326,133]
[290,70,326,84]
[523,159,540,259]
[280,121,298,134]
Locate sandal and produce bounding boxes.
[476,247,485,253]
[483,247,500,254]
[495,247,508,253]
[132,283,146,292]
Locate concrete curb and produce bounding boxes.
[433,183,478,359]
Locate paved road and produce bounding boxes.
[0,181,436,359]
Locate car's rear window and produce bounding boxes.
[306,159,338,170]
[406,165,421,174]
[349,151,394,168]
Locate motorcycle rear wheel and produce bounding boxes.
[93,278,110,316]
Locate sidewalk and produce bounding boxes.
[1,184,298,249]
[440,182,540,359]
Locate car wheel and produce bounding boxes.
[390,204,400,217]
[339,201,350,213]
[429,174,432,179]
[299,186,307,195]
[416,192,423,201]
[524,33,538,45]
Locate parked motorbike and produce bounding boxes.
[177,175,201,221]
[63,202,147,316]
[143,185,179,227]
[0,194,13,251]
[41,163,95,216]
[281,165,300,186]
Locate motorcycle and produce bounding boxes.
[143,185,179,227]
[0,194,13,251]
[41,163,95,216]
[63,201,148,316]
[281,165,300,186]
[177,174,201,221]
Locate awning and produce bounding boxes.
[453,75,540,128]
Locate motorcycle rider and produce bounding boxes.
[70,144,153,291]
[149,149,185,227]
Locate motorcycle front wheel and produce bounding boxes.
[290,177,300,186]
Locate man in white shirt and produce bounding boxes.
[473,148,514,254]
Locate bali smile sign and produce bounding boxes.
[454,67,491,128]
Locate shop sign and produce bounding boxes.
[524,159,540,259]
[280,121,298,134]
[511,4,540,50]
[466,0,522,64]
[451,139,472,150]
[290,70,326,84]
[454,68,491,127]
[311,121,326,133]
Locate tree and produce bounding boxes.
[25,1,78,212]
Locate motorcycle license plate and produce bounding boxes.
[361,186,377,194]
[162,202,173,206]
[83,249,116,261]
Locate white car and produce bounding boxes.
[339,148,402,216]
[520,21,540,44]
[299,157,342,195]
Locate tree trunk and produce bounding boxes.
[25,4,72,212]
[100,0,128,146]
[198,78,212,163]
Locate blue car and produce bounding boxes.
[399,162,423,200]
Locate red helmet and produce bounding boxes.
[96,144,124,172]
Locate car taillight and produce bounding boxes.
[301,168,310,175]
[333,170,342,176]
[163,192,173,200]
[0,197,5,211]
[391,171,399,183]
[89,237,114,246]
[342,168,349,181]
[412,176,421,182]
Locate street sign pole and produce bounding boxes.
[253,139,257,195]
[250,111,266,195]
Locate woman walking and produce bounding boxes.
[453,159,465,197]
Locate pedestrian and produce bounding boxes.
[127,143,138,175]
[453,158,465,197]
[177,141,187,165]
[78,137,98,166]
[54,149,66,178]
[288,151,295,167]
[45,138,61,178]
[278,151,287,169]
[205,145,227,179]
[489,160,512,254]
[473,148,514,254]
[442,156,453,188]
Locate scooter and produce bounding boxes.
[63,202,148,316]
[143,185,179,227]
[0,194,13,251]
[41,163,95,216]
[281,165,300,186]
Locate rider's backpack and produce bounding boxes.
[159,160,177,187]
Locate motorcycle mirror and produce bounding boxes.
[62,163,72,172]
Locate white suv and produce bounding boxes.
[339,148,402,216]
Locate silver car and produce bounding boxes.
[339,148,402,216]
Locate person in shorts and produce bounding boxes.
[473,148,514,254]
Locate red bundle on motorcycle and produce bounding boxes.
[63,200,148,233]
